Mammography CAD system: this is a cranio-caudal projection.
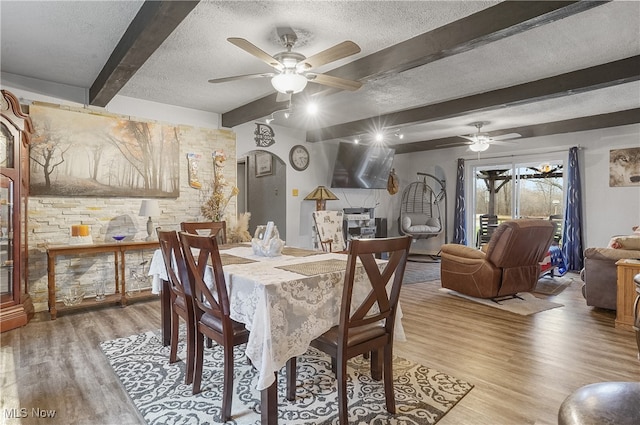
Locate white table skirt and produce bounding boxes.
[149,245,405,390]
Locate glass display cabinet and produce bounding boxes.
[1,89,34,332]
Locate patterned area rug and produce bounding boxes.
[534,273,578,295]
[439,288,563,315]
[403,261,441,284]
[100,330,473,425]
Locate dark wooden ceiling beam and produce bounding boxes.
[308,55,640,143]
[222,0,606,128]
[89,1,199,107]
[394,108,640,154]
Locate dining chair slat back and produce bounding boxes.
[157,229,196,385]
[178,231,249,422]
[181,221,227,245]
[291,235,411,425]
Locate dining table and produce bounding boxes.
[148,242,405,424]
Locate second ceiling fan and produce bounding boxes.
[461,122,519,152]
[209,28,363,102]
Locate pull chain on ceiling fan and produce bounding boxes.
[208,28,363,102]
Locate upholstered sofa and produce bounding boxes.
[581,234,640,310]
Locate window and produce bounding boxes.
[467,156,564,247]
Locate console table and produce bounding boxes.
[615,259,640,331]
[47,240,159,319]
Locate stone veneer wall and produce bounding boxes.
[26,110,236,313]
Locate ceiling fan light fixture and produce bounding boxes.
[469,141,490,152]
[271,72,307,94]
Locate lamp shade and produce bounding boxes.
[139,199,160,217]
[271,72,307,94]
[304,186,338,211]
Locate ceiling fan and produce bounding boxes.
[208,28,363,102]
[461,122,519,152]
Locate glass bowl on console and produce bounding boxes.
[62,286,85,306]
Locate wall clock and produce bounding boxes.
[289,145,310,171]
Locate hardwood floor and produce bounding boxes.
[2,276,638,425]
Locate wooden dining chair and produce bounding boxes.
[287,235,411,425]
[157,229,196,385]
[178,231,249,423]
[181,221,227,244]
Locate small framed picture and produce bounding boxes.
[255,151,273,177]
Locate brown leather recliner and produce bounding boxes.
[441,219,555,299]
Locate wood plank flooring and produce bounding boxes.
[1,275,638,425]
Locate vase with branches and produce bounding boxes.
[201,151,239,222]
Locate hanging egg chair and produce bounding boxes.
[398,172,447,260]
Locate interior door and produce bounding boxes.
[240,150,287,241]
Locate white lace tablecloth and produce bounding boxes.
[148,245,405,390]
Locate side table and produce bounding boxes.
[615,259,640,331]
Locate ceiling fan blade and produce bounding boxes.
[301,41,361,70]
[208,73,274,84]
[227,37,283,70]
[275,92,291,103]
[460,135,476,142]
[436,141,472,148]
[492,132,521,141]
[308,73,362,91]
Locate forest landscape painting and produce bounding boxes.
[29,105,180,197]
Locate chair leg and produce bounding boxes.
[206,336,213,349]
[336,355,349,425]
[169,309,179,364]
[370,348,382,381]
[184,316,195,385]
[220,345,234,422]
[383,344,396,414]
[286,357,297,401]
[192,330,204,395]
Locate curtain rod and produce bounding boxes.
[462,145,583,161]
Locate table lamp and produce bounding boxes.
[304,186,339,211]
[139,199,160,241]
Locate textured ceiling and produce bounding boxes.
[1,1,639,150]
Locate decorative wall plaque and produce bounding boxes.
[254,123,275,147]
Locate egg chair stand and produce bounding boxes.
[398,172,447,262]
